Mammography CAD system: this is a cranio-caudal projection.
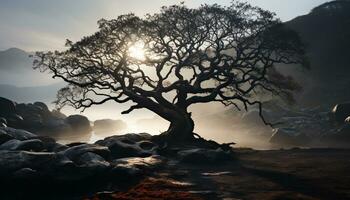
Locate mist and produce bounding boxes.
[55,101,275,150]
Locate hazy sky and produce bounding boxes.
[0,0,330,51]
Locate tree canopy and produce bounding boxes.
[34,2,306,141]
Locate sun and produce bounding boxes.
[128,41,146,61]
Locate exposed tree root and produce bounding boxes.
[151,132,236,152]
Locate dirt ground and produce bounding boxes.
[88,148,350,200]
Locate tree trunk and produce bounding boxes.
[160,111,195,143]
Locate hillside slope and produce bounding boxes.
[285,0,350,106]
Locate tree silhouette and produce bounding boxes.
[34,2,306,142]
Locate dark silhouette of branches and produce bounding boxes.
[34,2,306,140]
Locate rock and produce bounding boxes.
[0,97,16,117]
[345,116,350,124]
[50,151,112,181]
[49,153,76,170]
[51,109,67,119]
[113,155,163,170]
[21,102,51,125]
[77,152,109,165]
[22,139,44,151]
[0,117,7,125]
[269,128,310,146]
[111,155,163,178]
[12,168,39,179]
[60,144,110,161]
[37,136,68,152]
[33,102,49,113]
[65,115,92,133]
[0,139,22,150]
[95,134,155,159]
[0,139,44,151]
[6,114,24,127]
[111,163,142,178]
[1,127,36,140]
[178,148,232,164]
[0,130,13,144]
[138,140,157,150]
[21,113,44,131]
[16,103,44,116]
[0,150,81,180]
[96,133,152,145]
[76,152,111,172]
[93,119,127,135]
[0,117,7,127]
[332,102,350,124]
[0,127,37,140]
[46,142,68,152]
[0,151,56,174]
[66,142,87,147]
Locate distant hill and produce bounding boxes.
[0,48,60,87]
[0,82,65,103]
[0,48,31,71]
[283,0,350,106]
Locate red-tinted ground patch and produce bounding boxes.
[86,178,203,200]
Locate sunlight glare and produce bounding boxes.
[128,41,146,61]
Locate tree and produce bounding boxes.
[34,2,306,143]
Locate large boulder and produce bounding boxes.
[95,133,155,159]
[16,103,45,118]
[33,102,50,113]
[5,114,23,128]
[0,139,44,151]
[0,127,37,141]
[22,114,43,131]
[15,103,50,131]
[332,102,350,124]
[111,155,163,178]
[0,150,80,180]
[0,151,56,175]
[65,115,92,133]
[75,152,111,173]
[60,143,110,161]
[93,119,127,135]
[0,97,16,117]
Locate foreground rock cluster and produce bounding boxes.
[0,127,164,182]
[0,127,234,189]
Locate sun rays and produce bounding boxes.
[128,41,146,61]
